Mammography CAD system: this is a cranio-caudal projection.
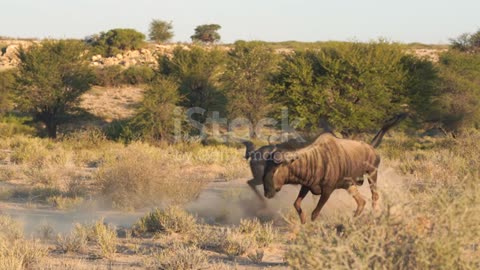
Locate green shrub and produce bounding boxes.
[121,65,155,85]
[272,41,409,134]
[15,40,95,139]
[0,69,15,116]
[0,115,36,138]
[149,20,174,43]
[450,29,480,52]
[86,28,146,57]
[158,46,227,115]
[434,51,480,131]
[93,65,124,87]
[191,24,221,43]
[124,77,181,141]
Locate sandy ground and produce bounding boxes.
[0,163,406,269]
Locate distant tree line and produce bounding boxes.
[1,28,480,140]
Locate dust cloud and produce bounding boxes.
[186,164,409,224]
[0,164,408,236]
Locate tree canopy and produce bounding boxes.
[450,29,480,53]
[191,24,221,43]
[222,41,278,137]
[15,40,95,138]
[158,46,227,116]
[272,42,410,134]
[85,28,146,57]
[149,20,174,43]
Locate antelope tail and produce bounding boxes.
[370,113,408,148]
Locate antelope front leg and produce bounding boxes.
[294,186,310,224]
[247,179,266,205]
[311,186,334,222]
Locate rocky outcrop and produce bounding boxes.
[0,40,37,69]
[407,48,447,63]
[0,41,192,70]
[0,40,447,71]
[89,47,161,68]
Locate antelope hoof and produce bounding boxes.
[354,200,366,217]
[311,211,320,222]
[300,212,307,224]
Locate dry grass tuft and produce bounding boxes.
[55,232,88,254]
[220,228,255,258]
[0,215,47,269]
[285,131,480,269]
[95,143,207,209]
[92,219,117,259]
[147,244,208,270]
[133,206,197,235]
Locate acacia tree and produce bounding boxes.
[85,28,146,56]
[450,29,480,52]
[126,77,182,141]
[272,42,409,135]
[158,46,226,115]
[222,41,278,137]
[149,19,174,43]
[191,24,221,43]
[16,40,95,138]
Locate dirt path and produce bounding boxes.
[0,164,405,233]
[189,164,406,224]
[0,164,406,269]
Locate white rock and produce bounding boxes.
[4,45,19,59]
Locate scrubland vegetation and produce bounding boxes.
[0,27,480,268]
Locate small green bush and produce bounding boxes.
[0,69,15,116]
[93,65,124,87]
[0,115,36,138]
[121,65,155,85]
[86,28,146,57]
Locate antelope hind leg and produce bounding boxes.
[348,185,366,217]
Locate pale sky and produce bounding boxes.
[0,0,478,44]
